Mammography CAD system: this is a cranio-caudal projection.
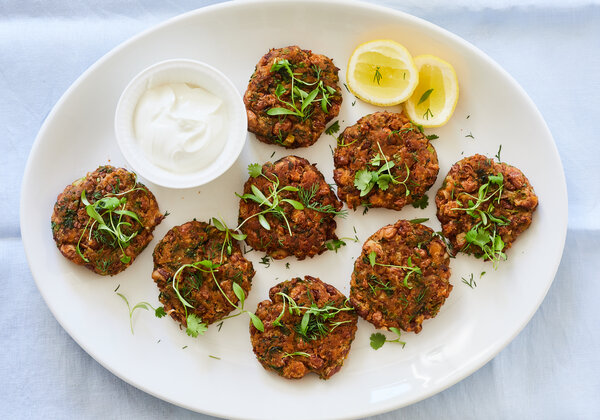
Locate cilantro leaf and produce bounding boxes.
[465,227,490,248]
[248,163,262,178]
[186,314,208,338]
[370,332,386,350]
[426,134,439,140]
[411,195,429,209]
[325,120,340,136]
[354,169,377,197]
[325,238,346,252]
[155,307,167,318]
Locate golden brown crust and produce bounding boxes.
[51,165,163,275]
[333,112,439,210]
[244,45,342,148]
[250,276,358,379]
[435,154,538,258]
[152,220,254,326]
[350,220,452,333]
[238,155,343,260]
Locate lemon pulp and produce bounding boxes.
[405,55,459,127]
[347,40,418,106]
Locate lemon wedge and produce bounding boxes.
[347,39,418,106]
[404,55,459,127]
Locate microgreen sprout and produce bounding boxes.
[267,59,336,120]
[411,121,425,133]
[76,187,144,265]
[116,292,166,334]
[337,136,359,148]
[211,217,247,262]
[325,226,359,253]
[170,259,264,338]
[237,171,303,236]
[325,234,359,253]
[282,351,311,359]
[272,291,354,342]
[368,251,422,289]
[451,172,509,267]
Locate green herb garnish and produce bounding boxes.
[170,259,264,338]
[185,313,208,337]
[411,194,429,209]
[247,163,263,178]
[373,66,383,85]
[76,186,144,265]
[495,144,502,163]
[368,251,421,289]
[417,88,434,105]
[282,351,311,359]
[325,120,340,136]
[409,218,429,224]
[452,172,509,267]
[116,292,165,334]
[370,328,406,350]
[272,291,354,342]
[267,59,336,120]
[237,173,303,236]
[461,273,477,289]
[354,142,411,197]
[259,255,272,267]
[298,184,347,217]
[368,275,395,296]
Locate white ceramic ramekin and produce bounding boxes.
[114,59,247,189]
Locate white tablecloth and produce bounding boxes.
[2,0,599,418]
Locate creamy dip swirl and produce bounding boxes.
[133,82,225,174]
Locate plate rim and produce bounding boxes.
[20,1,568,418]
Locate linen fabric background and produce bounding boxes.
[2,0,599,419]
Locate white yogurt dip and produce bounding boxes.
[133,82,226,174]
